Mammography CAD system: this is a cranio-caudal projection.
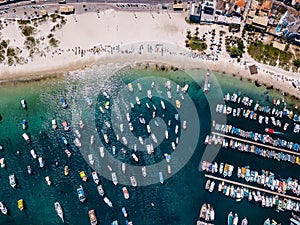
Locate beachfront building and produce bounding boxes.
[282,12,300,46]
[245,0,271,31]
[200,0,215,23]
[189,2,201,23]
[173,3,184,11]
[59,6,75,15]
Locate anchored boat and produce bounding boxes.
[88,209,97,225]
[54,202,64,223]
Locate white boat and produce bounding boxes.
[122,187,129,199]
[75,129,81,138]
[122,207,128,218]
[128,123,134,131]
[209,181,215,192]
[121,163,126,174]
[147,90,152,100]
[151,133,158,143]
[165,130,169,139]
[130,176,137,187]
[92,171,99,184]
[73,138,82,147]
[138,136,144,145]
[135,96,141,105]
[103,133,109,143]
[161,100,166,110]
[175,125,178,134]
[167,165,172,174]
[112,172,118,185]
[126,113,130,122]
[146,125,151,133]
[164,153,171,163]
[137,83,142,91]
[45,176,51,186]
[65,149,72,157]
[97,185,105,196]
[38,157,44,168]
[146,102,150,109]
[30,149,37,159]
[9,174,16,188]
[54,202,64,223]
[122,137,128,145]
[182,84,189,93]
[21,99,27,109]
[182,121,187,129]
[241,218,248,225]
[132,153,139,162]
[167,90,172,99]
[127,83,133,92]
[99,147,105,158]
[142,166,147,177]
[210,207,215,221]
[232,213,239,225]
[27,165,32,174]
[152,104,157,111]
[88,154,94,165]
[79,120,85,129]
[52,120,58,129]
[0,158,5,168]
[103,197,113,208]
[22,133,30,143]
[171,142,175,150]
[90,135,94,145]
[159,172,164,184]
[0,202,7,215]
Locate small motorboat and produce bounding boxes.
[80,171,87,182]
[77,185,86,202]
[142,166,147,177]
[38,157,45,168]
[54,202,64,222]
[45,176,51,186]
[97,185,105,196]
[60,98,68,109]
[22,120,27,130]
[122,187,129,199]
[88,154,94,165]
[103,197,113,208]
[52,119,58,129]
[22,133,30,143]
[122,207,128,218]
[64,166,69,176]
[18,199,24,211]
[20,99,27,109]
[92,171,99,185]
[88,209,97,225]
[0,202,8,215]
[65,149,72,157]
[27,165,32,175]
[9,174,16,188]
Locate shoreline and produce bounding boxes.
[0,9,299,99]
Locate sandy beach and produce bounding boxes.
[0,6,299,98]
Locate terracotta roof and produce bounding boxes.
[235,0,246,8]
[261,0,272,11]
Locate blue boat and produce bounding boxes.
[60,99,68,109]
[62,137,68,145]
[121,207,127,218]
[159,172,164,184]
[245,168,250,182]
[22,120,27,130]
[77,185,86,202]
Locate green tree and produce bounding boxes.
[293,59,300,68]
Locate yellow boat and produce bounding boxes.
[80,171,87,182]
[18,199,24,211]
[64,166,69,176]
[296,156,299,165]
[175,100,181,109]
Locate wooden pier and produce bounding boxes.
[205,174,300,202]
[212,132,300,157]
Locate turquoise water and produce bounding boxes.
[0,67,298,225]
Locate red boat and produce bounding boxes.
[265,128,274,134]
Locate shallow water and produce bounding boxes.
[0,66,298,225]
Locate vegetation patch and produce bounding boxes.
[49,37,60,47]
[20,26,35,36]
[225,36,244,58]
[248,41,292,68]
[185,29,207,52]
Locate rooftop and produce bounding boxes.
[235,0,246,8]
[261,0,272,11]
[253,15,269,27]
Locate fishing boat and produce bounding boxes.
[175,125,178,134]
[165,130,169,139]
[54,202,64,223]
[159,172,164,184]
[103,197,113,208]
[62,137,68,145]
[241,218,248,225]
[64,166,69,176]
[79,120,85,129]
[182,84,189,93]
[227,212,233,225]
[199,203,206,219]
[73,138,82,147]
[122,207,128,218]
[265,128,274,134]
[22,133,30,143]
[88,154,94,165]
[88,209,97,225]
[121,163,126,174]
[22,120,27,130]
[147,90,152,100]
[65,149,72,157]
[112,172,118,185]
[205,179,210,190]
[161,100,166,110]
[21,99,27,109]
[45,176,51,186]
[130,176,137,187]
[0,202,7,215]
[77,185,86,202]
[27,165,32,175]
[142,166,147,177]
[263,218,270,225]
[30,149,37,159]
[175,100,181,109]
[80,171,87,182]
[62,121,70,131]
[135,96,141,105]
[122,187,129,199]
[74,129,81,139]
[128,122,134,131]
[151,133,158,143]
[97,185,105,196]
[18,199,24,210]
[52,120,58,129]
[38,157,44,168]
[132,153,139,162]
[111,221,118,225]
[92,171,99,185]
[232,213,239,225]
[128,83,133,92]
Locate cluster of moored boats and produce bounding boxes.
[222,92,300,133]
[227,211,248,225]
[196,203,215,225]
[203,161,300,213]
